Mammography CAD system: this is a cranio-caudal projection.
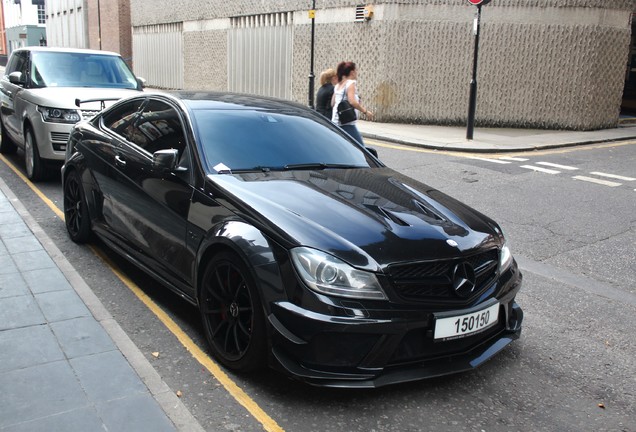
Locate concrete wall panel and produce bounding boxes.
[131,0,635,130]
[183,30,227,90]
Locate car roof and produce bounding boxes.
[163,90,312,113]
[14,46,122,57]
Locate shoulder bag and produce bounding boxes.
[337,82,357,124]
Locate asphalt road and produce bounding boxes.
[0,139,634,432]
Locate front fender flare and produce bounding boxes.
[195,220,284,307]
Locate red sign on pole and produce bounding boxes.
[467,0,491,5]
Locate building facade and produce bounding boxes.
[0,2,7,62]
[45,0,88,48]
[3,0,47,55]
[128,1,634,130]
[44,0,132,67]
[85,0,132,63]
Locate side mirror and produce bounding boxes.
[152,149,179,173]
[366,146,379,158]
[136,77,147,89]
[8,71,25,86]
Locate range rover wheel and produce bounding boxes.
[24,128,47,181]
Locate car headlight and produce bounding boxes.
[290,247,386,300]
[499,243,513,273]
[37,106,81,124]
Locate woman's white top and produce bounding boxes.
[331,79,359,126]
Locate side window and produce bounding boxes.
[5,54,18,74]
[128,100,186,156]
[6,51,27,76]
[102,99,146,142]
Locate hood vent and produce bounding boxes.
[413,200,445,222]
[365,205,410,226]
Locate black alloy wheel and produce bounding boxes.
[199,251,266,372]
[0,119,17,154]
[63,170,91,243]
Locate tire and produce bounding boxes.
[0,119,17,154]
[24,128,47,181]
[198,251,266,372]
[63,169,92,243]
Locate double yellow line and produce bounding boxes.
[0,154,283,432]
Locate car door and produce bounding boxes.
[103,97,195,293]
[1,50,29,143]
[88,98,145,238]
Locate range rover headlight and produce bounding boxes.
[37,106,81,124]
[290,247,386,300]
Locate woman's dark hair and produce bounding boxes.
[336,61,356,81]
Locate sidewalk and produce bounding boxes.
[357,118,636,152]
[0,178,204,432]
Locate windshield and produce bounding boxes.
[30,51,138,89]
[191,109,375,173]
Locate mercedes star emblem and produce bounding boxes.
[452,262,476,297]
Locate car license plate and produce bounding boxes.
[434,303,499,341]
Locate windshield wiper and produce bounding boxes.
[283,163,327,171]
[282,163,365,171]
[222,166,272,174]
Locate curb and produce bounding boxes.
[360,131,636,153]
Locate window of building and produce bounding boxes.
[37,4,46,24]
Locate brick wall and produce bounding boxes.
[87,0,132,66]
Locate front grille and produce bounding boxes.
[80,110,101,120]
[387,249,499,304]
[51,132,69,152]
[50,132,70,142]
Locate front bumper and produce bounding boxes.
[31,116,72,161]
[267,267,523,388]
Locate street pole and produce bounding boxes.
[97,0,102,50]
[308,1,316,109]
[466,4,481,140]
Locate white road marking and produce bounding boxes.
[572,176,622,187]
[499,157,528,162]
[467,156,511,164]
[589,172,636,182]
[520,165,560,174]
[536,162,578,170]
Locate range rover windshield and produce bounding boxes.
[30,51,138,89]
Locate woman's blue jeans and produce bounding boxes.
[341,124,364,145]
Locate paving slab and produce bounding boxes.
[0,361,90,429]
[0,325,65,374]
[35,290,91,322]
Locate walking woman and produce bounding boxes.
[331,61,373,145]
[316,68,338,119]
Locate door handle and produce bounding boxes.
[115,155,126,167]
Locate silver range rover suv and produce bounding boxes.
[0,47,144,181]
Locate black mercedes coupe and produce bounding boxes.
[62,91,523,388]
